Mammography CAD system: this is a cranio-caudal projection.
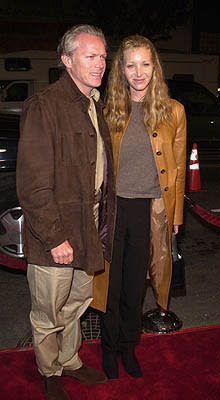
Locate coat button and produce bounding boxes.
[156,151,162,156]
[161,169,166,174]
[152,132,157,137]
[164,187,168,191]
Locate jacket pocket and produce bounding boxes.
[61,131,85,166]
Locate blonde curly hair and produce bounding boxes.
[105,35,172,132]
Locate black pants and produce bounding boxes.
[101,196,151,353]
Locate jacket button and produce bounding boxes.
[161,169,166,174]
[164,187,168,191]
[156,151,162,156]
[152,132,157,137]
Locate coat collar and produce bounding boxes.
[59,70,104,110]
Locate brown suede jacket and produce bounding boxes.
[16,71,116,272]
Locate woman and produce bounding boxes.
[99,35,187,380]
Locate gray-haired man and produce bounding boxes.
[16,24,115,400]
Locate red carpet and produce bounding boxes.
[1,325,220,400]
[0,252,27,271]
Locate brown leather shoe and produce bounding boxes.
[62,364,108,384]
[42,376,70,400]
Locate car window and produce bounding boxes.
[4,83,28,102]
[168,81,218,114]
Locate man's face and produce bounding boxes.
[62,33,106,97]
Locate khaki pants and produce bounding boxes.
[27,200,100,377]
[27,265,93,377]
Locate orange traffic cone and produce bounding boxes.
[188,143,206,192]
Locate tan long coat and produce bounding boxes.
[92,99,186,311]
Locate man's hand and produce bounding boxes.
[51,240,74,265]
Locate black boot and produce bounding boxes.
[121,351,142,378]
[102,352,119,380]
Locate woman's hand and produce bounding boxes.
[173,225,179,235]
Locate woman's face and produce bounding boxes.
[123,47,154,101]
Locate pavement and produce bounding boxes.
[0,166,220,350]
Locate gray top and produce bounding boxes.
[117,101,161,199]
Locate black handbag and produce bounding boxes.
[171,233,186,296]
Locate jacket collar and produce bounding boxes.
[59,70,104,109]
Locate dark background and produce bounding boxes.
[0,1,219,51]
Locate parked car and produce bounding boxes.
[1,78,220,173]
[0,112,19,171]
[167,78,220,164]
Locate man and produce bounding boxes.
[16,25,115,400]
